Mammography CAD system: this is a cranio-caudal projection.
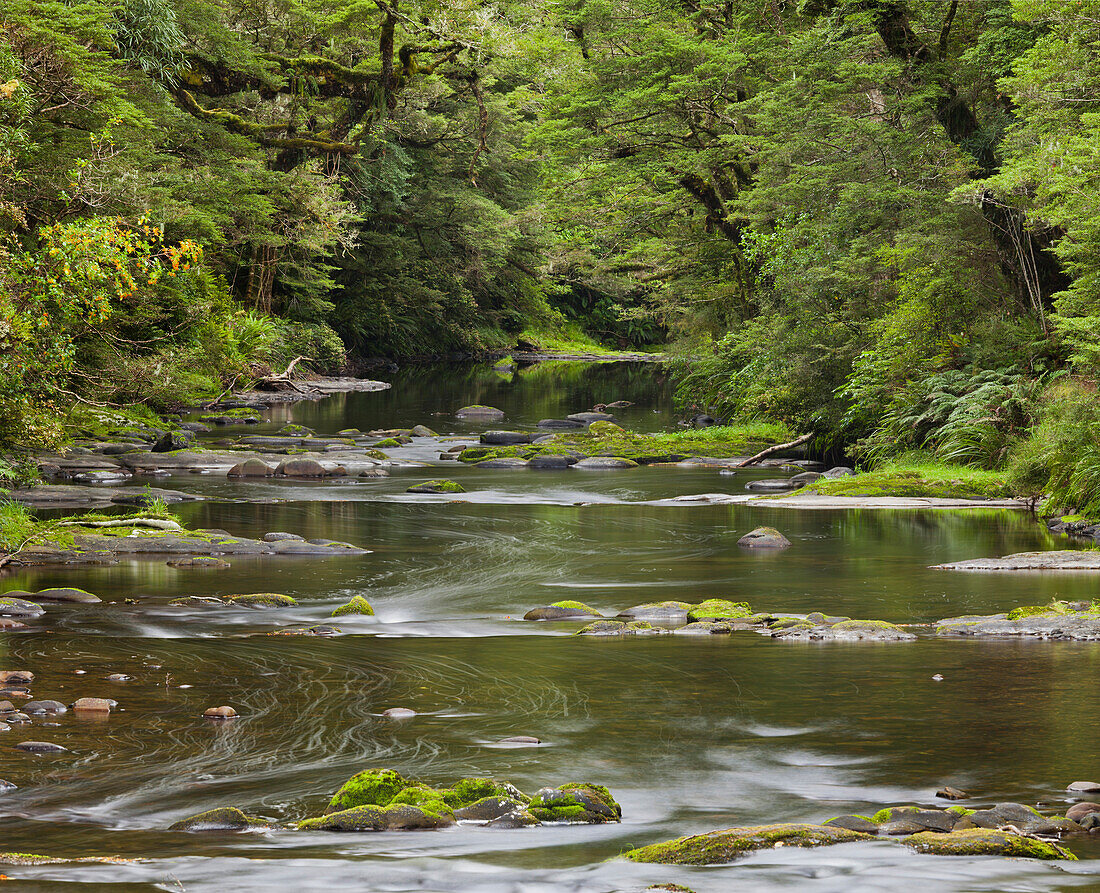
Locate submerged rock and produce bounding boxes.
[617,601,691,623]
[524,601,602,621]
[527,783,620,824]
[456,405,505,421]
[623,823,870,864]
[14,741,67,753]
[34,587,101,604]
[331,596,374,617]
[736,527,791,549]
[573,456,638,469]
[0,598,44,618]
[575,619,659,636]
[904,829,1073,859]
[169,806,275,831]
[226,593,297,609]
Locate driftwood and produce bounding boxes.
[735,432,814,468]
[258,356,309,393]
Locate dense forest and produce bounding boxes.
[3,0,1100,511]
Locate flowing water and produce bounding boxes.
[3,360,1100,892]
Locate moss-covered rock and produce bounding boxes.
[168,806,274,832]
[407,479,465,494]
[331,595,374,617]
[524,600,602,620]
[575,619,657,636]
[771,619,916,641]
[617,601,692,622]
[454,796,528,821]
[299,805,386,831]
[325,768,409,814]
[1007,601,1074,621]
[688,599,752,622]
[622,823,871,864]
[528,783,620,824]
[388,784,457,817]
[903,829,1074,859]
[226,593,298,608]
[373,437,403,448]
[736,526,791,549]
[444,777,528,808]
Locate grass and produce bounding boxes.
[798,460,1013,500]
[0,500,38,553]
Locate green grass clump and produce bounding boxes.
[0,500,38,553]
[550,600,600,614]
[799,459,1011,500]
[1007,600,1077,621]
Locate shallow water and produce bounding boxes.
[3,360,1100,891]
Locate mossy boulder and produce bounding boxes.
[277,424,314,436]
[823,814,878,833]
[903,829,1074,859]
[524,600,602,621]
[528,783,620,824]
[736,526,791,549]
[331,596,374,617]
[169,806,274,832]
[617,601,691,622]
[454,796,528,821]
[586,421,626,436]
[443,777,528,808]
[688,599,752,622]
[374,437,403,448]
[1007,601,1074,621]
[226,593,298,609]
[407,479,465,494]
[0,598,44,618]
[389,784,457,817]
[575,619,657,636]
[325,768,409,814]
[34,587,101,604]
[870,807,956,832]
[772,619,916,641]
[456,405,505,421]
[622,823,871,864]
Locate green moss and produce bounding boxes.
[946,806,975,816]
[226,593,297,608]
[325,768,409,814]
[299,805,386,831]
[331,596,374,617]
[407,479,465,494]
[363,449,389,460]
[622,823,872,864]
[831,619,907,633]
[904,829,1075,859]
[587,421,626,435]
[374,437,402,448]
[768,617,814,631]
[1007,600,1075,621]
[550,600,600,613]
[444,777,527,808]
[798,462,1012,500]
[387,784,455,817]
[689,599,752,621]
[531,803,587,821]
[872,806,916,823]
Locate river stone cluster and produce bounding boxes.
[936,600,1100,640]
[522,598,912,642]
[169,768,620,833]
[623,801,1084,864]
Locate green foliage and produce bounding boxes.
[0,499,35,552]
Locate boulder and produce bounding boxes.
[34,588,101,604]
[326,768,410,813]
[407,479,465,494]
[226,593,297,608]
[152,432,192,453]
[524,601,602,621]
[456,405,505,421]
[169,807,274,831]
[1066,802,1100,823]
[331,596,374,617]
[480,431,531,445]
[166,557,231,569]
[227,459,276,478]
[1068,781,1100,793]
[274,458,331,478]
[528,455,578,469]
[774,619,916,642]
[744,479,798,492]
[622,823,870,864]
[0,598,44,618]
[567,412,616,423]
[527,783,620,824]
[262,532,303,542]
[737,527,792,550]
[411,425,437,437]
[573,457,638,469]
[537,419,584,429]
[617,601,691,623]
[822,466,855,479]
[575,619,659,636]
[903,829,1073,859]
[476,458,529,469]
[872,807,956,832]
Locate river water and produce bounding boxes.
[2,360,1100,891]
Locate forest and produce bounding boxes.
[4,0,1100,513]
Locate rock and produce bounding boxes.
[528,455,578,469]
[789,471,823,485]
[6,713,29,723]
[0,671,34,685]
[480,431,531,445]
[1068,781,1100,793]
[823,815,879,833]
[277,424,314,436]
[227,459,276,478]
[454,797,527,821]
[331,596,374,617]
[34,587,101,604]
[262,532,304,542]
[775,619,916,642]
[904,829,1074,859]
[14,741,67,753]
[822,466,855,479]
[167,557,231,569]
[623,823,871,864]
[617,601,691,623]
[274,458,331,478]
[226,593,297,608]
[497,735,541,745]
[407,479,465,494]
[169,806,274,831]
[0,598,44,618]
[326,768,409,813]
[537,419,584,429]
[169,596,228,608]
[23,700,66,715]
[744,479,798,492]
[476,458,529,469]
[688,599,752,622]
[737,526,792,549]
[0,702,13,714]
[382,708,416,719]
[302,804,455,832]
[527,783,620,824]
[1066,802,1100,822]
[456,405,505,421]
[487,810,541,828]
[576,619,658,636]
[411,425,437,437]
[524,601,602,621]
[674,621,735,635]
[573,457,638,469]
[106,674,131,682]
[567,412,616,423]
[872,807,956,832]
[72,698,113,713]
[203,706,238,719]
[935,552,1100,571]
[936,786,969,800]
[966,802,1078,834]
[936,603,1100,639]
[266,625,340,637]
[691,413,719,427]
[152,432,192,452]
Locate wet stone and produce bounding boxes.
[34,588,101,604]
[0,598,44,618]
[382,708,416,718]
[71,698,113,713]
[0,671,32,685]
[936,786,969,800]
[23,700,66,715]
[737,526,792,549]
[203,706,238,719]
[1066,802,1100,822]
[498,736,540,746]
[1068,781,1100,793]
[6,713,30,724]
[15,741,67,753]
[169,806,273,832]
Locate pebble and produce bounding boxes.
[203,706,238,719]
[23,700,66,715]
[106,674,132,682]
[931,674,944,681]
[15,741,67,753]
[74,670,86,675]
[0,780,15,791]
[935,786,969,800]
[382,708,416,718]
[7,713,30,724]
[0,701,14,714]
[498,735,541,746]
[0,671,33,685]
